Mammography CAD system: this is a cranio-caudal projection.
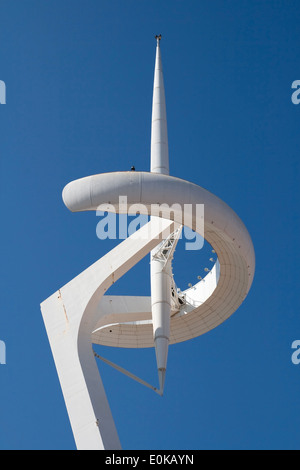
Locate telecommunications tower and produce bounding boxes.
[41,37,255,450]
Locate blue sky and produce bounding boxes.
[0,0,300,450]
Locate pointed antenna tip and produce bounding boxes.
[158,368,166,395]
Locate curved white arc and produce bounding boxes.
[62,171,255,282]
[183,259,220,308]
[63,171,255,351]
[91,261,220,348]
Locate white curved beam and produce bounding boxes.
[62,171,255,348]
[40,218,175,450]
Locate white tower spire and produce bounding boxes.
[150,35,172,394]
[151,35,169,175]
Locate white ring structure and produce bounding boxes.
[63,170,255,347]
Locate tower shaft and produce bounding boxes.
[150,36,171,394]
[151,36,169,175]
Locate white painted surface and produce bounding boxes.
[42,37,255,451]
[150,38,169,175]
[150,37,171,394]
[41,218,175,450]
[63,170,255,347]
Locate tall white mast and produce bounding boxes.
[151,35,169,175]
[150,35,171,394]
